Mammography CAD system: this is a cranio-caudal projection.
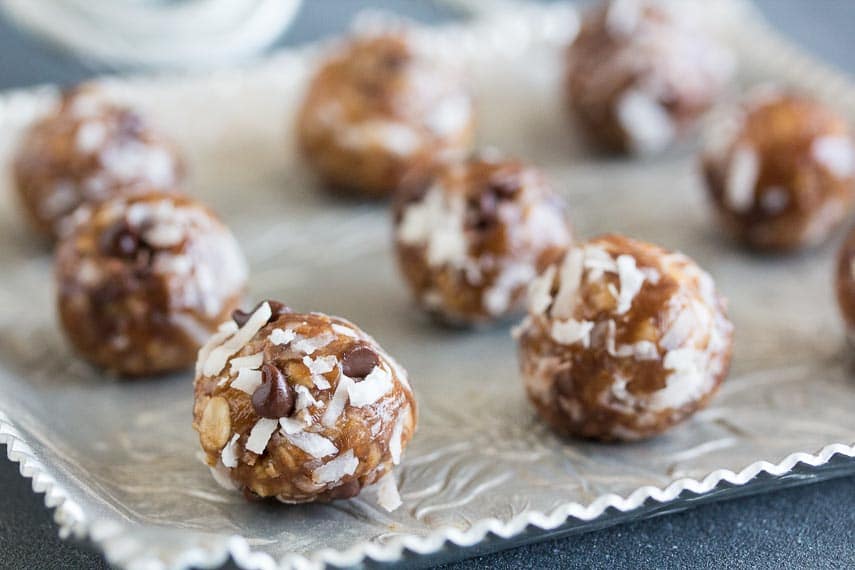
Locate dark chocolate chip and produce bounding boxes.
[251,363,296,419]
[487,170,521,199]
[232,300,292,327]
[341,344,380,380]
[99,222,143,259]
[326,478,361,500]
[117,109,145,138]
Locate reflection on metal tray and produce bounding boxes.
[0,2,853,569]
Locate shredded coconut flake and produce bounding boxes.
[303,355,337,375]
[616,254,646,315]
[527,265,556,315]
[245,418,279,454]
[229,352,264,373]
[203,302,272,376]
[292,332,336,355]
[812,135,855,178]
[331,323,360,338]
[398,184,468,270]
[725,145,759,212]
[195,321,238,376]
[269,327,297,346]
[279,411,311,435]
[375,473,402,512]
[551,249,584,319]
[551,319,594,346]
[294,385,323,412]
[616,90,675,155]
[285,431,338,458]
[312,450,358,484]
[390,406,409,465]
[230,368,263,394]
[347,366,393,407]
[322,376,353,427]
[220,434,240,468]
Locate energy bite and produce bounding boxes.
[56,192,247,376]
[515,234,733,441]
[394,154,573,325]
[297,32,475,198]
[702,90,855,251]
[565,0,732,155]
[14,86,184,240]
[193,302,417,509]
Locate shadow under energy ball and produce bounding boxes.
[515,234,733,441]
[193,301,416,510]
[296,31,475,198]
[55,192,247,376]
[13,87,184,240]
[702,89,855,251]
[565,0,733,155]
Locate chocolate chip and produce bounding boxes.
[251,363,295,418]
[326,478,361,500]
[232,300,292,327]
[487,170,521,199]
[99,222,143,259]
[341,344,380,379]
[117,109,145,138]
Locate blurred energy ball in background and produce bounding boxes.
[0,0,303,68]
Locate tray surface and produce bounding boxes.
[1,2,854,569]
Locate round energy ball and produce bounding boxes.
[702,90,855,251]
[393,154,573,325]
[13,87,184,240]
[297,32,475,198]
[835,227,855,341]
[565,0,732,155]
[55,192,247,376]
[515,234,733,441]
[192,302,417,509]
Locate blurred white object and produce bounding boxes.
[0,0,303,68]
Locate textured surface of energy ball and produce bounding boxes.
[297,32,475,198]
[13,87,184,239]
[702,90,855,251]
[565,0,733,155]
[515,234,733,441]
[835,227,855,340]
[393,154,573,325]
[192,302,417,509]
[56,192,247,376]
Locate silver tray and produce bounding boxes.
[1,2,854,569]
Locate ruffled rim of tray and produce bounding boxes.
[2,1,855,569]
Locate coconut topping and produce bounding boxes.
[269,327,297,346]
[615,254,646,314]
[398,184,468,269]
[245,418,279,454]
[389,406,409,465]
[204,302,273,377]
[812,135,855,178]
[322,376,354,427]
[294,384,323,412]
[230,367,263,394]
[724,145,759,212]
[312,450,359,484]
[220,434,240,469]
[286,431,338,459]
[375,473,403,512]
[527,265,556,315]
[229,352,264,373]
[347,366,393,406]
[550,319,594,346]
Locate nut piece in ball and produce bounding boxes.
[56,192,248,376]
[13,87,184,240]
[703,90,855,251]
[297,32,475,198]
[394,153,574,325]
[565,0,733,155]
[192,303,417,510]
[515,234,733,441]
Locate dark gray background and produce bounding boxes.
[1,1,854,569]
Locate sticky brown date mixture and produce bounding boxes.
[702,89,855,251]
[55,192,247,376]
[394,153,573,325]
[297,32,475,198]
[14,86,184,240]
[193,302,417,510]
[565,0,732,155]
[515,234,733,441]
